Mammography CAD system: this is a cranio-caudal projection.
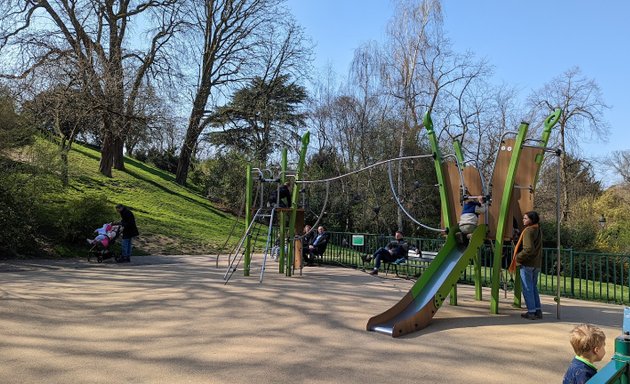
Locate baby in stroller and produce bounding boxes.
[87,223,122,263]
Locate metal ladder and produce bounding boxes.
[223,207,276,284]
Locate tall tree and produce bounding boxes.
[175,0,311,185]
[207,74,307,164]
[24,83,98,185]
[528,66,610,222]
[383,0,487,229]
[0,0,182,177]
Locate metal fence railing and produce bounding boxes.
[320,231,630,305]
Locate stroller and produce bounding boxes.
[87,223,123,263]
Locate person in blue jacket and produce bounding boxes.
[563,323,606,384]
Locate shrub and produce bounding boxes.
[37,193,114,243]
[133,147,179,174]
[192,151,248,212]
[0,183,36,257]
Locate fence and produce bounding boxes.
[321,231,630,305]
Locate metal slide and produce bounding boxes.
[366,224,487,337]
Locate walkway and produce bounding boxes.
[0,255,623,383]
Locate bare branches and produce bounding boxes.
[528,66,610,154]
[528,66,610,222]
[175,0,312,184]
[0,0,186,176]
[603,150,630,184]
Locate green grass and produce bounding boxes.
[54,143,240,256]
[321,244,630,305]
[458,264,630,305]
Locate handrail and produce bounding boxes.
[296,154,434,184]
[387,161,443,232]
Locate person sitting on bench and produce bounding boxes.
[362,231,408,275]
[305,226,329,266]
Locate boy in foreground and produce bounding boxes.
[563,324,606,384]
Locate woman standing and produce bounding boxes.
[511,211,543,320]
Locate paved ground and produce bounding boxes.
[0,255,624,384]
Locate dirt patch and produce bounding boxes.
[135,234,215,255]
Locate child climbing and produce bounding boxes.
[455,195,487,245]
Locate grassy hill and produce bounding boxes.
[55,143,239,256]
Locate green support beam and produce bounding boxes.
[286,132,310,276]
[533,108,562,187]
[243,164,253,276]
[513,108,562,307]
[279,148,288,274]
[425,112,459,305]
[490,121,529,314]
[453,140,465,164]
[424,112,454,229]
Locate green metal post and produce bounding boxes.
[570,249,574,297]
[453,140,465,164]
[513,109,561,308]
[474,248,482,300]
[279,148,288,274]
[533,108,562,187]
[244,164,253,276]
[425,112,458,305]
[286,132,310,276]
[424,112,454,229]
[490,121,529,314]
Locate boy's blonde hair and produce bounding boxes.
[569,324,606,356]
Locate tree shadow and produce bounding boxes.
[122,167,226,218]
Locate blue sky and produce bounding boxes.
[286,0,629,183]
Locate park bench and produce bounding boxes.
[385,250,437,279]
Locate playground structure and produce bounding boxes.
[219,108,563,338]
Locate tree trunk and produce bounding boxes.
[126,140,136,158]
[113,135,125,170]
[60,147,69,186]
[560,151,570,222]
[176,149,191,184]
[99,132,115,177]
[176,129,198,185]
[176,91,208,185]
[396,119,407,232]
[559,124,570,223]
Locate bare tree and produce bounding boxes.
[123,81,183,158]
[603,150,630,185]
[382,0,488,229]
[528,66,610,222]
[0,0,182,177]
[175,0,311,185]
[446,81,522,182]
[25,81,99,185]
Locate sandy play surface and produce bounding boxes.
[0,255,623,383]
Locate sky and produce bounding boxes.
[285,0,629,184]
